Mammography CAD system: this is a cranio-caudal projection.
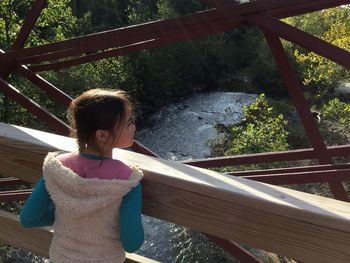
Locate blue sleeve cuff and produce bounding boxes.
[20,176,55,228]
[120,183,144,252]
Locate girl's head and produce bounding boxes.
[68,88,135,156]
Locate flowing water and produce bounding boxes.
[135,91,258,262]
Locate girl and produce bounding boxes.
[20,88,144,263]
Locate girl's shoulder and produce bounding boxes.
[57,152,132,180]
[56,151,79,162]
[104,158,132,180]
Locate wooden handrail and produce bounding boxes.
[1,122,350,262]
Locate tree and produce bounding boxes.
[0,0,78,129]
[225,94,289,155]
[284,7,350,87]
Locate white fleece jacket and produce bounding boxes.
[43,152,143,263]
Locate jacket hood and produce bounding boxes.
[43,151,143,217]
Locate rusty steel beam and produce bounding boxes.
[229,163,350,177]
[271,0,350,19]
[16,0,348,71]
[0,0,332,64]
[201,0,240,8]
[27,40,159,72]
[17,18,242,65]
[329,144,350,156]
[203,0,350,19]
[19,47,78,65]
[242,168,350,185]
[0,78,70,136]
[206,235,264,263]
[16,65,72,105]
[0,0,47,78]
[0,49,72,105]
[0,178,29,187]
[0,189,32,202]
[259,29,348,201]
[182,148,318,168]
[26,19,241,71]
[131,140,159,157]
[182,144,350,168]
[11,0,47,50]
[247,15,350,70]
[260,28,330,162]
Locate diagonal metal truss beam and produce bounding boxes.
[1,0,348,66]
[261,29,348,201]
[0,0,47,78]
[0,78,70,135]
[16,0,350,72]
[247,15,350,69]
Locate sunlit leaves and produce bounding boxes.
[225,94,289,155]
[285,7,350,86]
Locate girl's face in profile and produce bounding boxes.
[112,106,135,149]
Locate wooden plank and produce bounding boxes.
[0,210,159,263]
[1,122,350,262]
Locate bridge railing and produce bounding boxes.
[1,122,350,262]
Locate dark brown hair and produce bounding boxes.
[67,88,132,153]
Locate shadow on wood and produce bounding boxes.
[1,122,350,262]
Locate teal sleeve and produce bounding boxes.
[19,176,55,228]
[120,183,144,252]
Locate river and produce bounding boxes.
[135,91,257,262]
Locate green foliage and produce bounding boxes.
[0,0,76,48]
[284,7,350,86]
[0,0,30,49]
[321,98,350,126]
[28,0,77,45]
[319,98,350,147]
[0,0,78,131]
[225,94,289,155]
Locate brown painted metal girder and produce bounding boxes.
[182,148,318,168]
[0,0,334,65]
[206,235,264,263]
[16,65,72,105]
[182,144,350,168]
[248,15,350,70]
[271,0,350,19]
[260,29,329,161]
[27,40,161,72]
[0,49,72,105]
[16,17,241,65]
[258,29,348,201]
[243,168,350,185]
[11,0,47,50]
[0,0,47,78]
[0,78,70,136]
[14,0,349,72]
[0,178,29,187]
[0,189,32,202]
[230,163,350,177]
[131,140,159,157]
[201,0,240,8]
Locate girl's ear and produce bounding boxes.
[95,130,110,142]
